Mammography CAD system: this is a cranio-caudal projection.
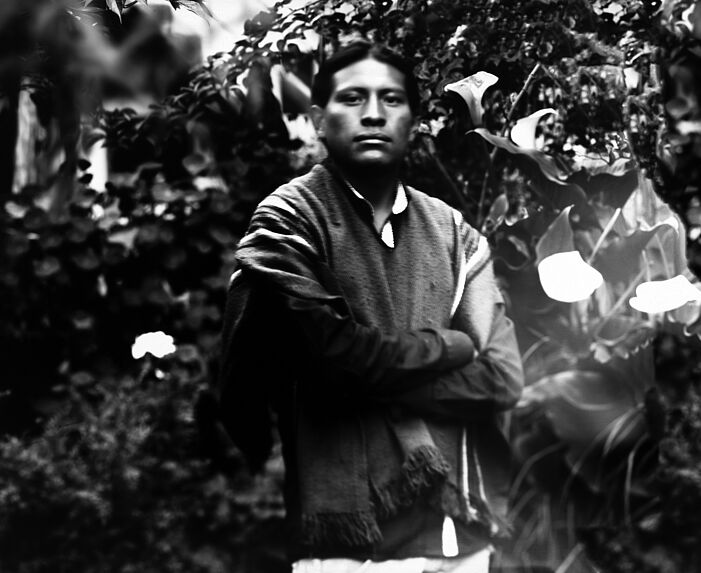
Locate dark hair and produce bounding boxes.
[311,41,420,115]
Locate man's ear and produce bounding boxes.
[310,104,326,139]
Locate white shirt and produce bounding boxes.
[345,180,409,248]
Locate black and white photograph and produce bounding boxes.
[1,1,701,572]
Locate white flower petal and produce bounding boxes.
[629,275,701,314]
[131,331,176,360]
[538,251,604,303]
[444,72,499,126]
[510,108,557,149]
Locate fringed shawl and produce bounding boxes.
[234,163,503,548]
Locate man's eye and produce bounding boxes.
[339,94,362,104]
[384,94,406,105]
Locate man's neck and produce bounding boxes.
[340,165,400,215]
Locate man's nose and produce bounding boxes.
[361,95,386,125]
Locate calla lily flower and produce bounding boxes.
[444,72,498,126]
[510,108,557,149]
[538,251,604,303]
[629,275,701,314]
[623,67,641,90]
[131,331,176,359]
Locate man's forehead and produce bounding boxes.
[330,58,407,93]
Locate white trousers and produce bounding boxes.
[292,547,492,573]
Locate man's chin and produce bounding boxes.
[345,153,397,170]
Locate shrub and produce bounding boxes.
[0,348,286,573]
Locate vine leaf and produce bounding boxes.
[444,72,498,126]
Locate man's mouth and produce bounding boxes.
[354,133,391,143]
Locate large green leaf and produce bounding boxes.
[469,129,595,217]
[592,222,678,285]
[535,205,575,264]
[589,171,687,284]
[568,162,639,209]
[471,128,570,183]
[620,172,678,233]
[573,156,635,178]
[618,173,688,275]
[517,365,648,490]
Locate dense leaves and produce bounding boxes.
[0,158,253,431]
[0,351,286,573]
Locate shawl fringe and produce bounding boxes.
[301,511,382,547]
[371,444,450,517]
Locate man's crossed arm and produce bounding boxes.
[225,196,523,417]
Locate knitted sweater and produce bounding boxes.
[219,161,524,561]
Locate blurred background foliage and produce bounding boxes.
[2,0,701,571]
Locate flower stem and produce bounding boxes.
[600,266,647,324]
[587,207,621,264]
[478,62,543,224]
[504,62,543,130]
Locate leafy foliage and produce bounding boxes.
[0,153,288,431]
[0,350,286,573]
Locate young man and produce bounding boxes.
[219,41,524,573]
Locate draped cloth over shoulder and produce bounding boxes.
[219,163,517,550]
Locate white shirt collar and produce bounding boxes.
[346,181,409,215]
[344,180,407,249]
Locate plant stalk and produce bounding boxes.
[600,266,647,324]
[504,62,543,130]
[588,207,621,264]
[554,543,584,573]
[477,62,543,224]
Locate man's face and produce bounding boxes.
[311,58,414,170]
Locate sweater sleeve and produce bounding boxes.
[387,221,524,419]
[382,296,524,420]
[230,194,475,399]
